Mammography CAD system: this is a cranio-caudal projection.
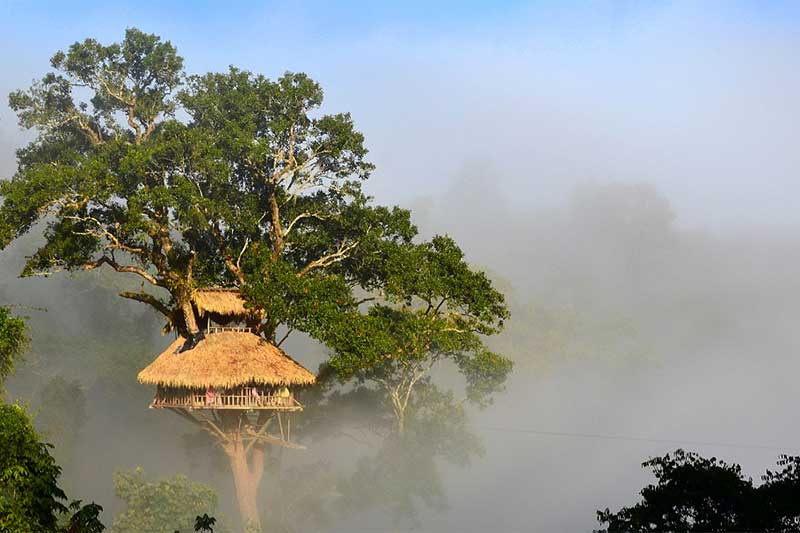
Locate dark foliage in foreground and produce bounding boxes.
[0,403,104,532]
[598,449,800,532]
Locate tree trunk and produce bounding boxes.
[180,298,200,335]
[268,190,284,260]
[224,432,265,532]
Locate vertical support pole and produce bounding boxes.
[277,412,285,441]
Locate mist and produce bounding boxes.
[2,1,800,531]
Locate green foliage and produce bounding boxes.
[242,258,354,337]
[0,403,66,531]
[598,449,800,532]
[63,500,104,533]
[0,306,26,391]
[112,468,222,533]
[310,235,513,418]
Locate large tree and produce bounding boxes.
[1,29,512,531]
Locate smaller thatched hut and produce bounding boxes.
[191,287,264,326]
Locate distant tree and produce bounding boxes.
[334,381,483,527]
[568,182,676,295]
[597,449,800,532]
[262,462,337,533]
[112,468,223,533]
[34,376,86,465]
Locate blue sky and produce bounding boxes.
[2,1,799,230]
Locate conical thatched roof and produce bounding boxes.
[191,288,261,320]
[138,331,316,389]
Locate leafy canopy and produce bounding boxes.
[2,28,406,337]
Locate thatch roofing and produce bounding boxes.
[138,331,316,389]
[191,288,261,319]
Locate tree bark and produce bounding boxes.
[268,190,284,260]
[180,299,200,335]
[222,416,266,532]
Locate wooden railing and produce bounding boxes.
[151,387,302,411]
[206,326,252,334]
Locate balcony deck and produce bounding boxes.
[150,389,303,411]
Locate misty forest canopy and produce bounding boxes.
[0,28,511,421]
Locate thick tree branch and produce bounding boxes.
[119,291,172,318]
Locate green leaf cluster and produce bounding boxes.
[112,467,223,533]
[0,307,26,394]
[0,403,66,531]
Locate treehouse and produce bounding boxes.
[137,288,316,448]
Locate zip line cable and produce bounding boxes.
[479,426,800,452]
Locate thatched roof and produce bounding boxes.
[138,331,316,389]
[191,288,261,319]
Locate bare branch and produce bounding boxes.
[284,212,329,237]
[276,328,293,348]
[298,240,359,276]
[65,214,147,256]
[236,237,250,270]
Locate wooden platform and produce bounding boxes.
[150,389,303,411]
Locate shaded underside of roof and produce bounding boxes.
[138,331,316,388]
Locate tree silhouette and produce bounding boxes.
[598,449,800,532]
